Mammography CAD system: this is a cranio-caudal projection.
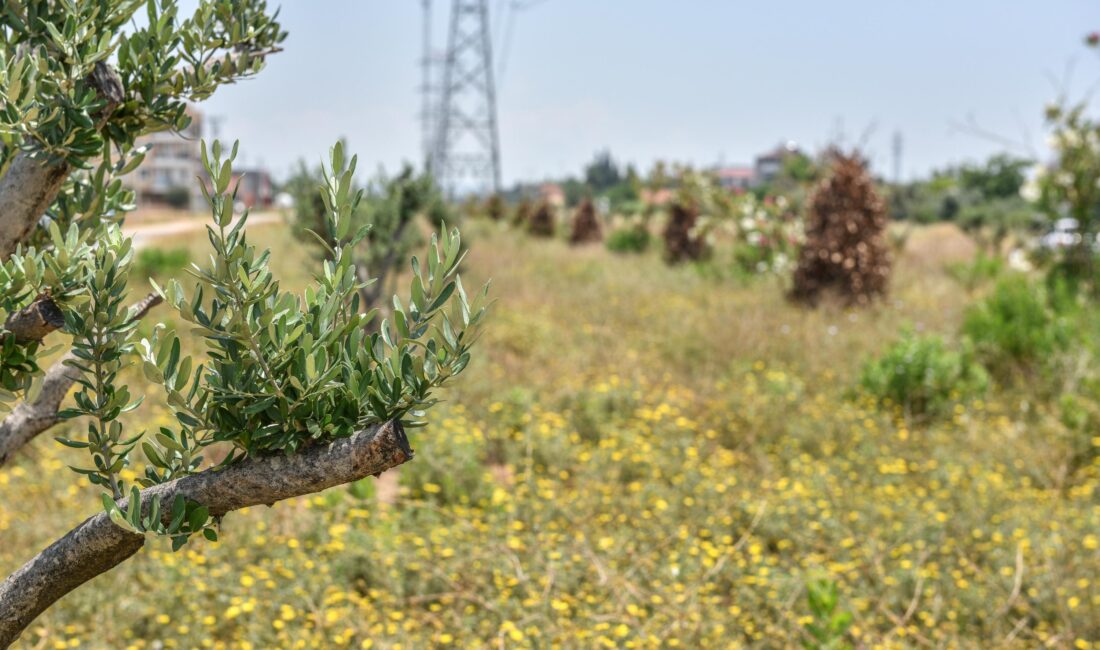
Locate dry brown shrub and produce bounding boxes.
[485,193,505,221]
[528,200,556,237]
[662,200,706,263]
[569,198,602,245]
[790,151,891,306]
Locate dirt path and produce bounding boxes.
[123,211,281,248]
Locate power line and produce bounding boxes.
[420,0,435,169]
[493,0,508,47]
[892,130,903,184]
[420,0,549,193]
[495,0,551,94]
[430,0,502,196]
[496,2,518,91]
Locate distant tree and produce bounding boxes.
[956,197,1035,255]
[604,175,640,211]
[561,177,587,207]
[608,164,646,215]
[919,172,965,223]
[624,164,640,187]
[624,164,643,196]
[287,153,447,310]
[891,155,1033,232]
[959,154,1031,201]
[887,182,920,223]
[648,161,671,190]
[941,192,964,221]
[790,151,891,306]
[782,152,821,184]
[584,150,622,193]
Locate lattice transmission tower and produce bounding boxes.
[426,0,501,196]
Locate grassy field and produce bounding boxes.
[2,218,1099,649]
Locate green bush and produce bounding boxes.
[134,247,190,280]
[605,224,650,253]
[1044,251,1100,298]
[860,332,988,417]
[1057,390,1100,478]
[946,253,1003,292]
[164,186,192,209]
[962,274,1072,379]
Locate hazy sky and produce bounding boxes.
[192,1,1098,184]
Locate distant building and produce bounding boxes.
[539,183,565,207]
[715,166,755,192]
[124,106,275,211]
[126,106,204,210]
[231,169,274,209]
[754,141,802,186]
[640,188,674,207]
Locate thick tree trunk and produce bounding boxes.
[0,156,71,259]
[0,420,413,648]
[0,294,162,469]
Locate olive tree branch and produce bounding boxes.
[0,62,125,259]
[0,293,162,469]
[0,419,413,648]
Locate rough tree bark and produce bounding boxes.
[0,155,72,259]
[3,295,65,343]
[0,293,162,469]
[0,420,414,648]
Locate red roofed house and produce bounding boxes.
[715,166,755,192]
[640,188,674,207]
[539,183,565,207]
[230,169,274,209]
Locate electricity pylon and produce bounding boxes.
[429,0,501,196]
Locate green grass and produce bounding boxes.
[2,220,1098,649]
